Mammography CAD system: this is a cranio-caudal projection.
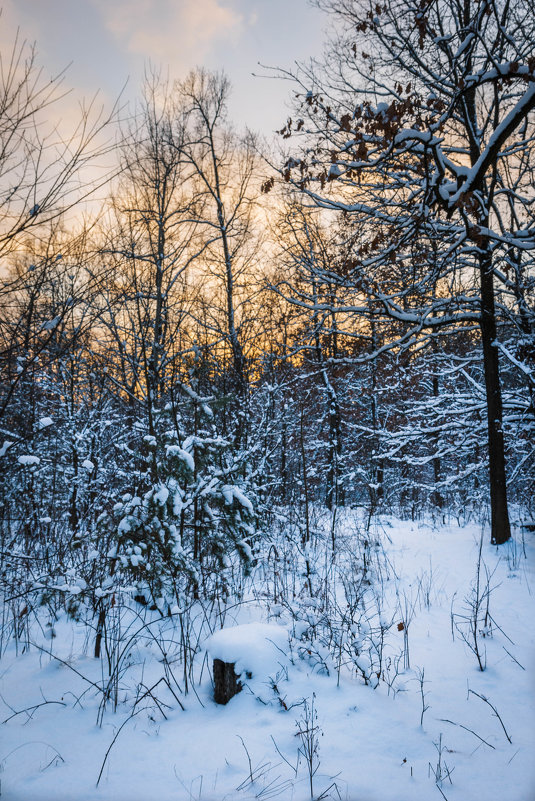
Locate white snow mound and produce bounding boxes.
[18,455,40,466]
[206,622,288,679]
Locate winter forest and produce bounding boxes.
[1,0,534,799]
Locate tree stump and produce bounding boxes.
[213,659,242,704]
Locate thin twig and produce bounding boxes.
[30,643,104,694]
[439,718,495,749]
[270,735,298,774]
[468,689,512,743]
[502,646,525,670]
[96,707,145,787]
[2,699,66,724]
[237,735,253,784]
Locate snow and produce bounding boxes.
[82,459,94,471]
[38,417,53,429]
[0,440,14,457]
[41,316,61,330]
[165,444,194,471]
[153,483,169,505]
[17,454,40,466]
[448,83,535,205]
[206,622,289,680]
[1,515,534,801]
[117,517,131,535]
[453,32,475,59]
[221,484,254,513]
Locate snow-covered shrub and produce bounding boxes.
[100,399,259,610]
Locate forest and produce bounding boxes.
[1,1,534,800]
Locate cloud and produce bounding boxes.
[94,0,245,71]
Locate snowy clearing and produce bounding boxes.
[1,514,534,801]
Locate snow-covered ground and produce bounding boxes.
[1,516,534,801]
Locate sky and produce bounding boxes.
[2,0,327,137]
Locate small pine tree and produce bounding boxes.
[103,391,257,610]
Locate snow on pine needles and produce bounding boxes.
[1,512,534,801]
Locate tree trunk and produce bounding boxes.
[479,249,511,545]
[431,342,444,510]
[213,659,242,704]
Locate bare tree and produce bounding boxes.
[276,0,535,543]
[0,26,118,257]
[98,73,209,440]
[176,69,261,444]
[0,22,119,455]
